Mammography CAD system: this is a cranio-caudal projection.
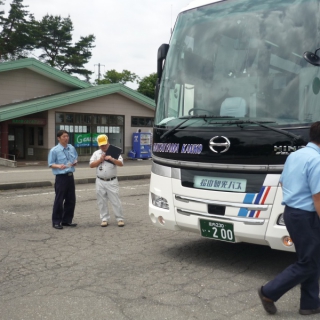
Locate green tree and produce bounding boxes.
[63,35,96,80]
[0,0,36,60]
[35,15,73,67]
[137,73,157,100]
[35,14,95,80]
[0,1,4,16]
[97,69,139,85]
[0,0,4,29]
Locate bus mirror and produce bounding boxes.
[304,48,320,66]
[155,78,160,104]
[157,44,170,81]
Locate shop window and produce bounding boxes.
[116,116,124,125]
[109,115,124,125]
[29,127,34,145]
[83,115,91,124]
[146,118,153,126]
[100,115,107,125]
[82,126,90,133]
[38,127,44,146]
[75,114,83,124]
[93,115,99,125]
[138,118,145,126]
[55,113,124,155]
[96,126,109,134]
[109,115,117,125]
[131,117,154,127]
[56,113,64,123]
[65,114,74,123]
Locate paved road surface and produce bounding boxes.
[0,181,312,320]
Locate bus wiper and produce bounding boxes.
[160,115,196,140]
[160,115,232,140]
[209,120,306,145]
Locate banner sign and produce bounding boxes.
[74,133,99,147]
[10,118,46,125]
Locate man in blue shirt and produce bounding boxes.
[48,130,78,229]
[258,122,320,316]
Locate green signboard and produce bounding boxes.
[92,133,99,147]
[74,133,99,147]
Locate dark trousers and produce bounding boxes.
[52,174,76,225]
[263,206,320,310]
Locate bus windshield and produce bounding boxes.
[155,0,320,127]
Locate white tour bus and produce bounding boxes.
[148,0,320,251]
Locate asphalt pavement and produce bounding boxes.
[0,181,305,320]
[0,160,313,319]
[0,159,152,190]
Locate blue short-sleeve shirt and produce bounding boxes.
[280,142,320,211]
[48,143,78,175]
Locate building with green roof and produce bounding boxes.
[0,58,155,164]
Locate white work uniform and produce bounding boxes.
[89,149,124,222]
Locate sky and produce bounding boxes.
[3,0,193,88]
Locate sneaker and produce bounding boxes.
[299,307,320,315]
[118,220,125,227]
[258,287,277,315]
[101,221,108,227]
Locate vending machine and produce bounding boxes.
[128,132,152,159]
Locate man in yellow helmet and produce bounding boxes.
[89,134,125,227]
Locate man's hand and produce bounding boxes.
[312,193,320,217]
[99,154,105,162]
[59,164,67,170]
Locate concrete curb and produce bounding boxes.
[0,174,151,191]
[0,181,52,190]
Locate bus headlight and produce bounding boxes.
[151,193,169,210]
[277,214,285,226]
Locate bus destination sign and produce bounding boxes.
[194,175,247,193]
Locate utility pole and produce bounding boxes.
[170,3,173,35]
[94,63,105,81]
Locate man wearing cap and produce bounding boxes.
[89,134,125,227]
[48,130,78,230]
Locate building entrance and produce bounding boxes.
[8,126,25,160]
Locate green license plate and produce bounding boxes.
[200,219,235,242]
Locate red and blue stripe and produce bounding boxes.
[238,186,271,218]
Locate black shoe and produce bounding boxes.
[258,287,277,315]
[53,224,63,229]
[61,222,77,227]
[299,307,320,315]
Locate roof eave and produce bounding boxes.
[0,58,91,89]
[0,84,155,122]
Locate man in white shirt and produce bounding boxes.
[89,134,125,227]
